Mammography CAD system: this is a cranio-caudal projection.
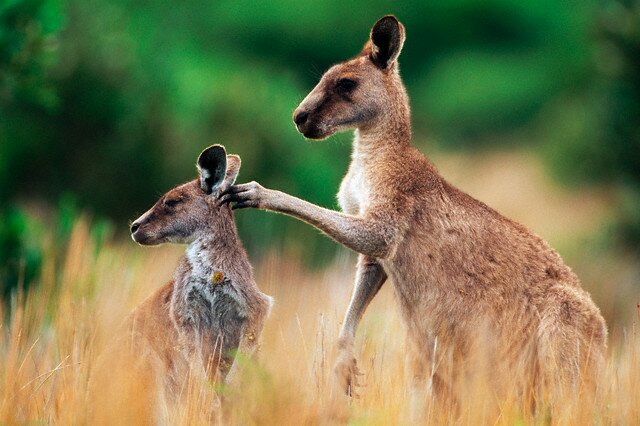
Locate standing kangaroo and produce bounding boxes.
[220,15,607,405]
[122,145,271,407]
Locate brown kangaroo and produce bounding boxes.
[115,145,271,411]
[220,15,606,408]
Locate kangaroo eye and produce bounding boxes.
[164,198,182,208]
[336,78,357,92]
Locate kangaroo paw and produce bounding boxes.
[334,351,364,398]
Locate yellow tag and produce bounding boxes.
[211,271,225,285]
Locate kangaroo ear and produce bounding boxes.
[222,154,241,189]
[369,15,405,70]
[197,145,227,194]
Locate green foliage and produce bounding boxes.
[0,0,638,284]
[0,0,62,107]
[0,0,60,298]
[0,196,113,300]
[540,0,640,249]
[0,205,42,298]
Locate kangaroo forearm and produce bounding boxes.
[266,190,392,258]
[339,257,387,348]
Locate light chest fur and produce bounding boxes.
[338,138,372,215]
[118,229,272,401]
[169,240,249,373]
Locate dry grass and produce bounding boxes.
[1,151,639,424]
[0,218,638,425]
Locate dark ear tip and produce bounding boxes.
[198,144,226,165]
[373,15,400,30]
[369,14,405,70]
[371,15,403,45]
[378,15,399,23]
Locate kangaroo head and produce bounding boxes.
[293,15,407,140]
[130,145,241,245]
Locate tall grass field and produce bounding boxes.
[1,152,638,424]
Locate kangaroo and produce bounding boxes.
[219,15,607,408]
[113,145,271,412]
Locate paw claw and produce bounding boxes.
[334,353,364,398]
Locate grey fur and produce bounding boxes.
[128,146,272,395]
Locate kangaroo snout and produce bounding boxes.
[130,218,153,245]
[293,107,317,137]
[130,221,140,234]
[293,110,309,127]
[293,88,332,139]
[292,106,329,140]
[130,210,159,245]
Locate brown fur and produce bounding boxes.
[220,15,607,411]
[92,146,271,420]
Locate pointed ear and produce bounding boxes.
[369,15,405,70]
[221,154,241,190]
[197,145,227,194]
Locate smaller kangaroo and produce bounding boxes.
[119,145,271,408]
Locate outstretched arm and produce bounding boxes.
[219,182,395,259]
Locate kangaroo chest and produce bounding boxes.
[338,165,371,215]
[176,276,247,329]
[171,275,247,373]
[172,244,251,375]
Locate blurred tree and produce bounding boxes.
[0,207,42,299]
[0,0,61,107]
[592,0,639,247]
[0,0,61,297]
[540,0,640,250]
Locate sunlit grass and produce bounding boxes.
[0,217,638,424]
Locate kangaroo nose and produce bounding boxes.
[130,222,140,234]
[294,110,309,126]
